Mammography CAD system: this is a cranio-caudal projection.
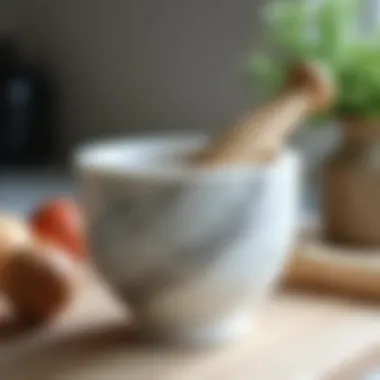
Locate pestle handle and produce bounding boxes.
[195,62,335,167]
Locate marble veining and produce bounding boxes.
[76,136,300,343]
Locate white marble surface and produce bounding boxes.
[77,137,301,344]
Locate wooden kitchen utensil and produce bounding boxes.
[195,62,335,166]
[284,229,380,301]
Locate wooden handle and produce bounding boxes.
[195,62,335,167]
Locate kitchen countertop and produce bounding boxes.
[1,271,380,380]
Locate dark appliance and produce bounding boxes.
[0,39,54,166]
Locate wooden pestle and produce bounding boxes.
[194,62,335,167]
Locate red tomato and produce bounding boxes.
[30,198,87,261]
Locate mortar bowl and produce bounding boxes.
[74,135,301,345]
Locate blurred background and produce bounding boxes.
[0,0,269,162]
[0,0,379,213]
[2,3,380,377]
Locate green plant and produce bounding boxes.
[249,0,380,120]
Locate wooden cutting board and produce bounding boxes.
[327,347,380,380]
[1,267,380,380]
[285,230,380,300]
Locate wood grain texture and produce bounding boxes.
[194,91,310,165]
[327,347,380,380]
[195,62,334,166]
[0,266,380,379]
[284,231,380,300]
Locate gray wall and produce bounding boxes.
[17,0,266,158]
[2,0,338,180]
[0,1,19,34]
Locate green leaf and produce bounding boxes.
[247,54,286,97]
[245,0,380,121]
[316,0,360,65]
[264,0,314,56]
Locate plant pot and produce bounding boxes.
[322,118,380,247]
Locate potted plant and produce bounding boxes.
[248,0,380,246]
